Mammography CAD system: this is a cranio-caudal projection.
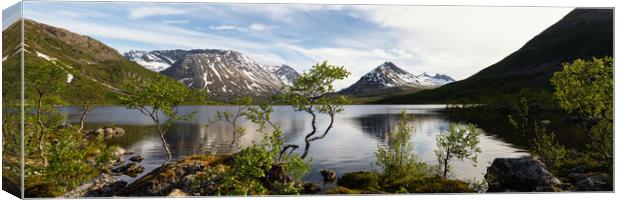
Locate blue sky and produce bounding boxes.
[19,1,572,89]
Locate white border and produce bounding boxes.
[1,1,618,200]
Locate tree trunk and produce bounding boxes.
[36,92,47,166]
[301,110,317,159]
[155,123,172,159]
[77,105,89,134]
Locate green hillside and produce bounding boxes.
[2,19,184,104]
[375,9,613,104]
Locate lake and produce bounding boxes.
[58,105,529,184]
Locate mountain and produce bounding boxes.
[266,64,301,86]
[123,50,187,72]
[375,9,613,104]
[2,19,175,102]
[340,62,455,97]
[160,49,285,100]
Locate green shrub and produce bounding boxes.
[530,122,566,171]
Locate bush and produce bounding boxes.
[337,171,380,191]
[530,122,566,171]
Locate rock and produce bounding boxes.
[302,182,322,194]
[567,172,612,191]
[265,164,294,190]
[129,155,144,163]
[337,171,380,191]
[64,173,127,197]
[112,163,145,178]
[118,155,232,196]
[111,147,126,158]
[113,159,125,167]
[485,157,561,192]
[104,127,125,139]
[167,189,189,197]
[320,169,336,183]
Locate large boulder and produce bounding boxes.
[117,155,232,196]
[64,173,127,197]
[485,157,562,192]
[320,169,336,183]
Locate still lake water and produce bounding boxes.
[58,105,529,184]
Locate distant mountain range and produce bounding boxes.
[339,62,454,97]
[125,49,452,100]
[375,9,613,104]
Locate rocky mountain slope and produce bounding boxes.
[375,8,613,104]
[266,64,301,86]
[123,50,187,72]
[340,62,454,97]
[160,49,286,100]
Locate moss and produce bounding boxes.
[337,171,380,191]
[385,176,473,193]
[324,186,361,194]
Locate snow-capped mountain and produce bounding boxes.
[124,50,187,72]
[266,64,300,86]
[160,49,286,100]
[339,62,454,96]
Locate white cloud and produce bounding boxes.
[351,6,573,80]
[162,20,189,24]
[129,6,188,19]
[248,23,272,31]
[209,24,240,31]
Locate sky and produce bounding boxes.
[18,1,572,90]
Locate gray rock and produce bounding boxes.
[568,172,612,191]
[129,155,144,163]
[320,169,336,183]
[112,163,145,178]
[64,173,127,197]
[118,155,232,196]
[302,182,322,194]
[485,157,562,192]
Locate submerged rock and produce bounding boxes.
[485,157,562,192]
[320,169,336,183]
[112,163,145,178]
[129,155,144,163]
[64,173,127,197]
[86,127,126,139]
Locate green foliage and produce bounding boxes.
[193,104,310,195]
[337,171,380,191]
[117,76,203,158]
[508,97,529,134]
[41,127,117,196]
[435,123,482,179]
[375,110,431,183]
[530,122,566,170]
[550,57,613,163]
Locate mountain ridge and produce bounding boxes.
[374,8,613,104]
[340,61,455,97]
